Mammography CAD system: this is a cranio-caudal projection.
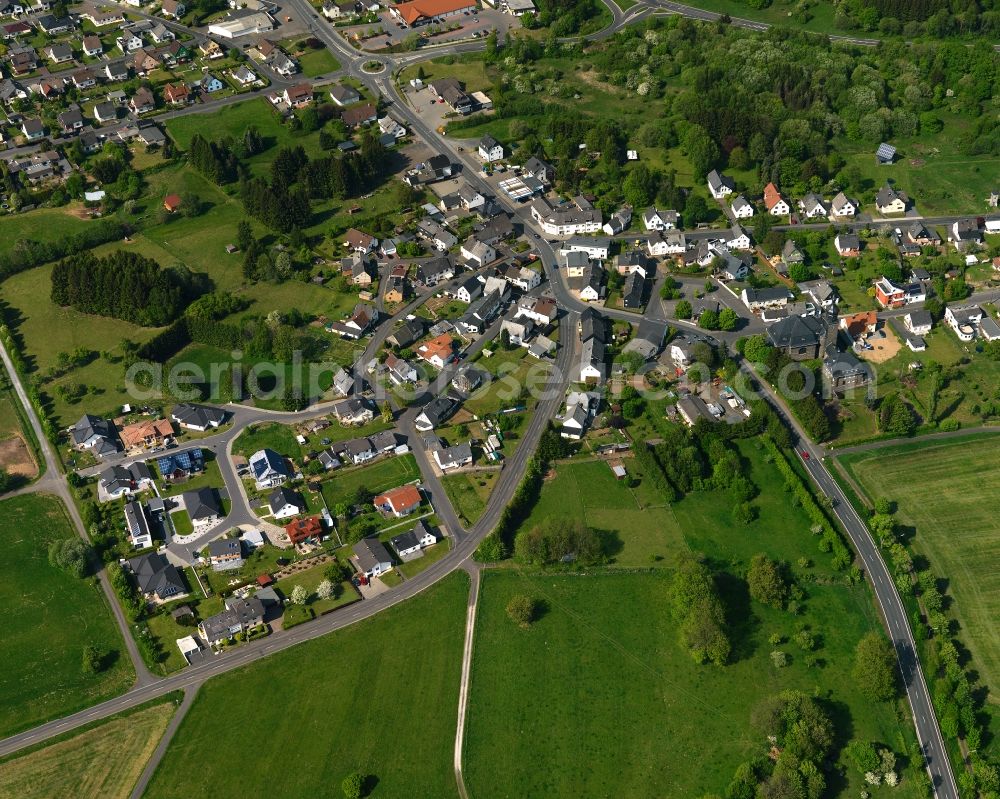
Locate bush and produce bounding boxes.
[506,594,538,627]
[48,538,92,578]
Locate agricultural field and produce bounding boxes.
[142,573,468,799]
[0,379,39,483]
[464,570,923,799]
[0,700,177,799]
[838,435,1000,702]
[0,494,134,738]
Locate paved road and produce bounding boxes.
[453,563,480,799]
[833,423,1000,455]
[743,363,958,798]
[127,686,197,799]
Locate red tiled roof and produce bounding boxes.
[374,484,421,514]
[392,0,474,24]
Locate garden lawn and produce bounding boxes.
[232,421,303,459]
[143,573,468,799]
[441,471,496,526]
[0,495,134,738]
[0,208,98,247]
[465,569,924,799]
[296,47,341,77]
[398,538,450,578]
[838,435,1000,702]
[319,453,420,508]
[0,701,176,799]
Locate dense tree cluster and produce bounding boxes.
[188,133,241,184]
[0,220,126,282]
[747,553,790,609]
[669,552,731,665]
[50,250,196,326]
[514,518,604,566]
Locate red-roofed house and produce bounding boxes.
[163,194,182,213]
[416,333,455,369]
[285,516,323,545]
[163,82,190,105]
[763,182,790,216]
[373,484,422,517]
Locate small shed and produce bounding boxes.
[163,193,182,212]
[876,143,896,165]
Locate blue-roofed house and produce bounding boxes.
[157,448,204,483]
[249,448,289,490]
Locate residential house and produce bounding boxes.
[353,537,393,578]
[182,488,223,529]
[132,48,160,74]
[782,239,805,264]
[248,448,289,489]
[157,448,204,482]
[268,486,304,520]
[647,230,686,257]
[578,335,607,383]
[506,265,541,292]
[460,238,495,268]
[328,303,376,340]
[332,367,354,397]
[414,395,457,431]
[161,0,186,17]
[8,48,36,76]
[450,364,483,395]
[763,182,790,215]
[105,61,129,82]
[741,286,790,312]
[570,264,603,303]
[285,515,322,545]
[432,439,472,471]
[149,22,174,42]
[455,275,483,304]
[945,304,987,342]
[231,65,258,86]
[801,281,839,311]
[127,552,185,601]
[57,108,85,134]
[342,102,377,128]
[839,310,878,341]
[875,185,908,215]
[874,276,925,309]
[830,192,857,217]
[100,462,153,500]
[766,314,830,360]
[123,500,154,549]
[198,597,264,645]
[82,35,103,56]
[716,251,751,281]
[387,317,425,349]
[474,214,513,245]
[501,317,535,346]
[523,156,553,185]
[44,42,72,64]
[904,310,933,336]
[559,390,598,439]
[951,219,984,249]
[530,196,602,237]
[118,418,174,451]
[373,484,422,517]
[37,14,72,34]
[622,271,646,309]
[677,395,714,427]
[516,295,558,326]
[332,397,375,425]
[328,84,361,106]
[209,538,244,571]
[731,195,754,219]
[707,169,735,199]
[283,82,313,108]
[390,520,436,557]
[835,233,861,257]
[130,87,155,114]
[344,227,377,253]
[416,333,455,369]
[171,403,227,432]
[478,134,504,162]
[725,225,752,251]
[799,194,829,219]
[266,49,298,76]
[385,353,418,384]
[384,275,408,304]
[602,205,632,236]
[823,347,872,393]
[404,153,454,186]
[163,82,189,105]
[560,236,610,261]
[642,207,678,231]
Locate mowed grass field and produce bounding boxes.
[465,571,923,798]
[320,453,421,508]
[464,439,926,797]
[839,435,1000,698]
[143,573,468,799]
[0,494,133,737]
[0,701,176,799]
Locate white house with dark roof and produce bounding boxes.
[478,134,504,162]
[707,169,735,199]
[248,448,289,489]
